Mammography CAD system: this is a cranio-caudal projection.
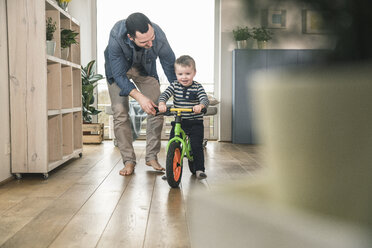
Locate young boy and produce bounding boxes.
[158,55,209,179]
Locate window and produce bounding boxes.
[97,0,215,140]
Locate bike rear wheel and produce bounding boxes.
[166,142,183,188]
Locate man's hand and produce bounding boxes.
[158,102,167,113]
[193,104,204,114]
[130,89,157,115]
[138,95,157,115]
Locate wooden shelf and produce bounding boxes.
[9,0,82,176]
[48,149,82,171]
[45,0,79,26]
[48,114,62,164]
[73,68,82,107]
[47,63,62,110]
[48,107,82,116]
[73,111,83,150]
[47,55,81,69]
[62,113,73,156]
[61,66,73,109]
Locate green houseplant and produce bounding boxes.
[82,60,104,123]
[60,28,79,60]
[252,26,273,49]
[232,26,252,49]
[46,17,57,56]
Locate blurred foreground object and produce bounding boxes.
[188,63,372,247]
[252,63,372,226]
[188,1,372,246]
[189,179,372,248]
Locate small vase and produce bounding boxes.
[58,2,68,11]
[257,41,267,49]
[46,40,56,56]
[61,47,69,60]
[236,40,248,49]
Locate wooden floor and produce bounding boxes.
[0,141,262,248]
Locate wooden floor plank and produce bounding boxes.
[0,143,109,215]
[0,146,112,246]
[0,143,121,248]
[0,197,54,245]
[0,141,261,248]
[96,162,157,248]
[144,177,190,248]
[48,162,128,248]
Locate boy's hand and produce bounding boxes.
[158,102,167,113]
[193,104,204,114]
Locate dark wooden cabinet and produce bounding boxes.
[232,49,331,144]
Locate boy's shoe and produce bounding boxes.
[196,170,207,179]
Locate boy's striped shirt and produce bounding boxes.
[159,81,209,120]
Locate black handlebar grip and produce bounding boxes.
[154,106,172,116]
[154,107,160,116]
[201,108,207,114]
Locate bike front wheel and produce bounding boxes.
[166,142,183,188]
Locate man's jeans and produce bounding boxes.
[107,68,164,165]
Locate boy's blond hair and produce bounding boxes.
[175,55,196,70]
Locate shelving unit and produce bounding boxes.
[8,0,82,179]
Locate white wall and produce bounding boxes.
[68,0,97,66]
[68,0,97,121]
[218,0,336,141]
[0,0,11,182]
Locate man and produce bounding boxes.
[104,12,177,176]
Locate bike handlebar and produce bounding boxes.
[154,106,207,116]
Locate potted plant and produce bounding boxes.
[233,26,252,49]
[82,60,104,123]
[81,60,105,144]
[252,26,273,49]
[46,17,57,56]
[60,28,79,60]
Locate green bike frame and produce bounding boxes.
[166,110,193,166]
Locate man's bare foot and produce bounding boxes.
[119,163,135,176]
[145,160,165,171]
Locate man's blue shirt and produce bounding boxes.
[104,19,177,96]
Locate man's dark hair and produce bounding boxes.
[126,12,152,38]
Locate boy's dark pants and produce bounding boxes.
[169,120,205,173]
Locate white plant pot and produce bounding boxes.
[257,41,267,49]
[61,47,69,60]
[46,40,56,56]
[236,40,247,49]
